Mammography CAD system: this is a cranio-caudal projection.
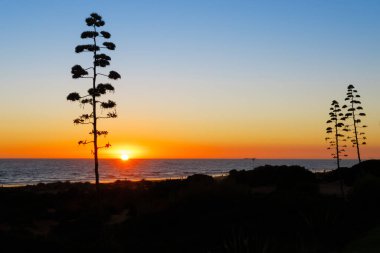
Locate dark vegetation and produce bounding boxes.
[1,160,380,252]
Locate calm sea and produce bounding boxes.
[0,159,358,186]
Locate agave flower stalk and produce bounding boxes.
[67,13,121,192]
[342,84,367,163]
[326,100,348,197]
[326,100,348,169]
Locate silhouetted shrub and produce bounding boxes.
[321,167,346,183]
[228,165,317,193]
[322,160,380,186]
[3,171,380,253]
[186,174,214,185]
[351,160,380,177]
[350,174,380,214]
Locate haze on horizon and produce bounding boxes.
[0,0,379,159]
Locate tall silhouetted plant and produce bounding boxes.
[342,84,367,163]
[326,100,347,197]
[67,13,121,192]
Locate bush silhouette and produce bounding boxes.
[350,174,380,220]
[228,165,318,193]
[186,174,214,185]
[322,160,380,186]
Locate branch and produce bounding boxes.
[75,122,93,125]
[89,130,108,136]
[73,117,93,125]
[78,140,94,145]
[97,116,113,119]
[98,142,111,149]
[97,111,117,119]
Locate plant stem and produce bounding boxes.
[334,117,340,170]
[334,112,344,198]
[92,24,99,193]
[351,97,361,163]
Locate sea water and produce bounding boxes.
[0,159,358,186]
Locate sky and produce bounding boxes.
[0,0,379,159]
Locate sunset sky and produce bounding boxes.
[0,0,379,159]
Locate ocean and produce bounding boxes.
[0,159,358,186]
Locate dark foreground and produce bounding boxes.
[1,160,380,253]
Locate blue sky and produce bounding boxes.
[0,0,380,158]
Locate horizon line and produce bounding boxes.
[0,157,371,160]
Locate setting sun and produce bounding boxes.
[121,154,129,161]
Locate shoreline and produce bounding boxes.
[1,169,335,188]
[0,173,230,188]
[0,159,356,187]
[0,166,341,188]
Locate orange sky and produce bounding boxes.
[1,86,379,159]
[0,117,378,159]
